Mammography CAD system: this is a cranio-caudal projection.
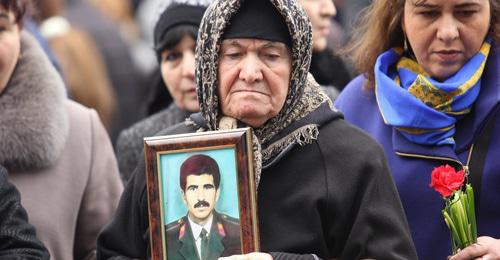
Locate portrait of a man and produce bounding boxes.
[165,154,241,260]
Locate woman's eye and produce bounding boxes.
[163,53,182,62]
[0,23,10,32]
[418,10,439,18]
[266,54,280,60]
[225,52,241,59]
[456,10,476,18]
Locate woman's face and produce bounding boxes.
[298,0,336,52]
[403,0,491,81]
[218,38,291,128]
[0,7,20,94]
[160,35,199,112]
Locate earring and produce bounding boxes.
[403,32,409,52]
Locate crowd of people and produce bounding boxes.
[0,0,498,259]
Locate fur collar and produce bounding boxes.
[0,31,68,171]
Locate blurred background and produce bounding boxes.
[27,0,370,146]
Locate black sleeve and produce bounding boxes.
[97,159,150,260]
[270,252,320,260]
[322,125,418,259]
[0,166,50,260]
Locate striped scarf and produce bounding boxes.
[374,41,491,146]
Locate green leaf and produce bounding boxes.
[443,210,461,253]
[451,199,467,247]
[466,184,477,241]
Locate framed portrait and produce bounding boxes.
[144,127,259,260]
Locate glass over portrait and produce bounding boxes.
[144,128,259,260]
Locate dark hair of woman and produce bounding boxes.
[156,24,198,59]
[0,0,29,25]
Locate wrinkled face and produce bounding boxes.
[181,174,219,225]
[160,35,199,112]
[218,38,292,127]
[298,0,336,51]
[0,7,20,94]
[403,0,491,81]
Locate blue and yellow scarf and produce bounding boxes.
[374,41,491,146]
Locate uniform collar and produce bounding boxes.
[188,214,214,241]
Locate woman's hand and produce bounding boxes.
[449,236,500,260]
[219,252,273,260]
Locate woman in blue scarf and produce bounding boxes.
[334,0,500,259]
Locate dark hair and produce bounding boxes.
[156,24,198,60]
[153,3,206,61]
[345,0,500,89]
[179,154,221,191]
[0,0,29,25]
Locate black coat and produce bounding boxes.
[165,211,240,260]
[0,166,49,259]
[97,106,417,260]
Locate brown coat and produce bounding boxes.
[1,32,123,260]
[9,101,123,260]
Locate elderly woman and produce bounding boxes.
[115,1,206,183]
[98,0,417,259]
[334,0,500,259]
[0,0,123,259]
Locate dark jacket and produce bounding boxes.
[310,48,352,92]
[165,211,240,260]
[97,103,417,260]
[0,165,49,260]
[334,44,500,259]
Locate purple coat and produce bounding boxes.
[334,45,500,259]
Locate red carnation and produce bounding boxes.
[429,165,465,197]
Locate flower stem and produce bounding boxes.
[465,184,477,242]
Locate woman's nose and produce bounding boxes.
[181,51,196,78]
[436,15,459,43]
[321,0,336,18]
[239,55,264,83]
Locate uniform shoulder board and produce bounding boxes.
[165,218,184,232]
[220,214,239,225]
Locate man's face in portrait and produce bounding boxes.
[182,173,220,225]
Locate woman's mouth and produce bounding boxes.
[435,50,462,63]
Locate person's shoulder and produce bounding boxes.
[65,99,93,119]
[165,216,190,242]
[317,116,384,159]
[217,212,239,226]
[155,121,199,137]
[65,99,108,141]
[117,108,172,149]
[334,74,373,109]
[334,75,379,125]
[215,212,240,238]
[165,217,186,232]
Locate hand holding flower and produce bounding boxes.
[449,236,500,260]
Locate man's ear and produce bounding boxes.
[181,189,187,205]
[215,189,220,202]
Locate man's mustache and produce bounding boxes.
[194,200,210,208]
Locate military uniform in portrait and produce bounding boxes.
[165,211,241,260]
